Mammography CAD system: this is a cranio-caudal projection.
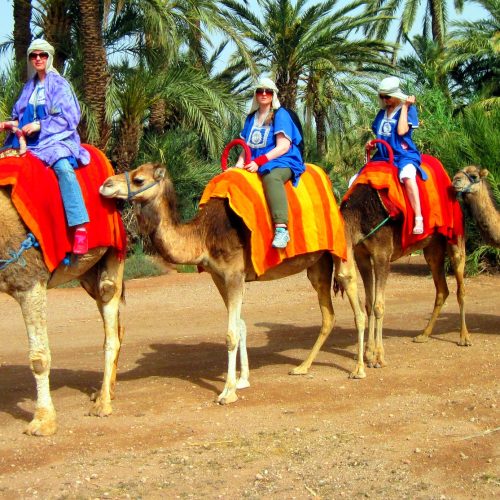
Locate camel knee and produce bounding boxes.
[99,272,119,303]
[30,351,50,375]
[373,302,384,319]
[226,330,239,351]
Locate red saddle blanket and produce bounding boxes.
[199,163,347,276]
[342,154,464,251]
[0,144,126,272]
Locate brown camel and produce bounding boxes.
[452,166,500,247]
[100,163,366,404]
[0,187,124,436]
[341,183,469,375]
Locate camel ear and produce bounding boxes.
[479,169,489,179]
[153,166,166,181]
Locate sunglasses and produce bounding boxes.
[378,94,392,100]
[255,88,274,96]
[29,52,49,60]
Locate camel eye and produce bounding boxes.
[133,177,145,187]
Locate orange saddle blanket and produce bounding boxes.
[199,163,347,276]
[342,154,464,251]
[0,144,126,272]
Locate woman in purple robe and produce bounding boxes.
[0,39,90,254]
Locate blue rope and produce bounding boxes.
[0,233,39,271]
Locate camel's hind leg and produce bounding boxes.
[16,281,57,436]
[448,239,470,346]
[290,253,335,375]
[211,271,247,405]
[80,249,125,416]
[414,237,449,343]
[354,252,377,367]
[334,251,366,379]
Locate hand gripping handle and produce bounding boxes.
[221,138,251,171]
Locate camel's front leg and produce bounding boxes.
[16,282,57,436]
[414,242,449,343]
[290,254,334,375]
[214,273,246,405]
[88,254,125,417]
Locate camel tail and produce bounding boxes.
[333,278,345,298]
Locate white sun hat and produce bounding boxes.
[249,76,281,113]
[378,76,408,101]
[27,38,60,79]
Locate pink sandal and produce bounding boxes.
[413,216,424,235]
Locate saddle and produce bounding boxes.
[342,154,464,250]
[200,164,347,276]
[0,144,126,271]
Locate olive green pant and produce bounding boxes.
[261,167,292,225]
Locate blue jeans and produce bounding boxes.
[52,158,89,227]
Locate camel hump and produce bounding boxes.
[0,145,126,271]
[200,164,347,276]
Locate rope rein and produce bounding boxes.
[359,216,392,243]
[125,171,159,201]
[0,233,39,271]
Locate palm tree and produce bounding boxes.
[13,0,32,81]
[364,0,465,50]
[444,0,499,103]
[222,0,392,155]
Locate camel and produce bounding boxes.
[341,182,469,375]
[100,163,366,404]
[0,130,125,436]
[452,166,500,247]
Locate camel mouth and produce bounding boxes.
[99,184,122,198]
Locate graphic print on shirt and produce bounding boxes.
[378,117,396,138]
[248,122,271,150]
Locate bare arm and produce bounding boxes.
[244,133,291,173]
[397,95,416,135]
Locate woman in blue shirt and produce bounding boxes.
[235,77,304,248]
[371,76,425,235]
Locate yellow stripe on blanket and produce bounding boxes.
[200,163,346,276]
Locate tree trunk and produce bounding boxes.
[275,73,298,110]
[114,119,142,172]
[149,99,166,133]
[13,0,32,81]
[43,0,72,71]
[314,110,327,158]
[79,0,110,150]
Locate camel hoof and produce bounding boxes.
[349,369,366,379]
[458,339,472,347]
[24,409,57,436]
[413,334,430,343]
[289,365,309,376]
[217,393,238,405]
[88,399,112,417]
[236,378,250,390]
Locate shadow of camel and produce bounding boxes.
[1,310,496,422]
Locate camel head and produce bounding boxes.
[452,166,490,194]
[100,163,167,203]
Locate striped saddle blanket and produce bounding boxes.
[199,164,347,276]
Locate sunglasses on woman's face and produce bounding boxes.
[256,88,274,96]
[378,94,392,100]
[29,52,49,60]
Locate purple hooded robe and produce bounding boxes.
[6,72,90,167]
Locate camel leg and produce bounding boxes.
[80,250,125,416]
[16,281,57,436]
[414,240,449,343]
[370,254,390,368]
[448,241,470,346]
[355,253,377,367]
[290,253,334,375]
[211,272,246,405]
[334,253,367,379]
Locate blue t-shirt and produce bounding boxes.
[240,107,305,186]
[371,105,427,180]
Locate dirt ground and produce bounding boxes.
[0,254,498,499]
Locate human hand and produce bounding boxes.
[0,121,16,130]
[244,161,259,173]
[405,95,416,107]
[22,121,41,135]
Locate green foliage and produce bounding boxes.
[124,245,165,281]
